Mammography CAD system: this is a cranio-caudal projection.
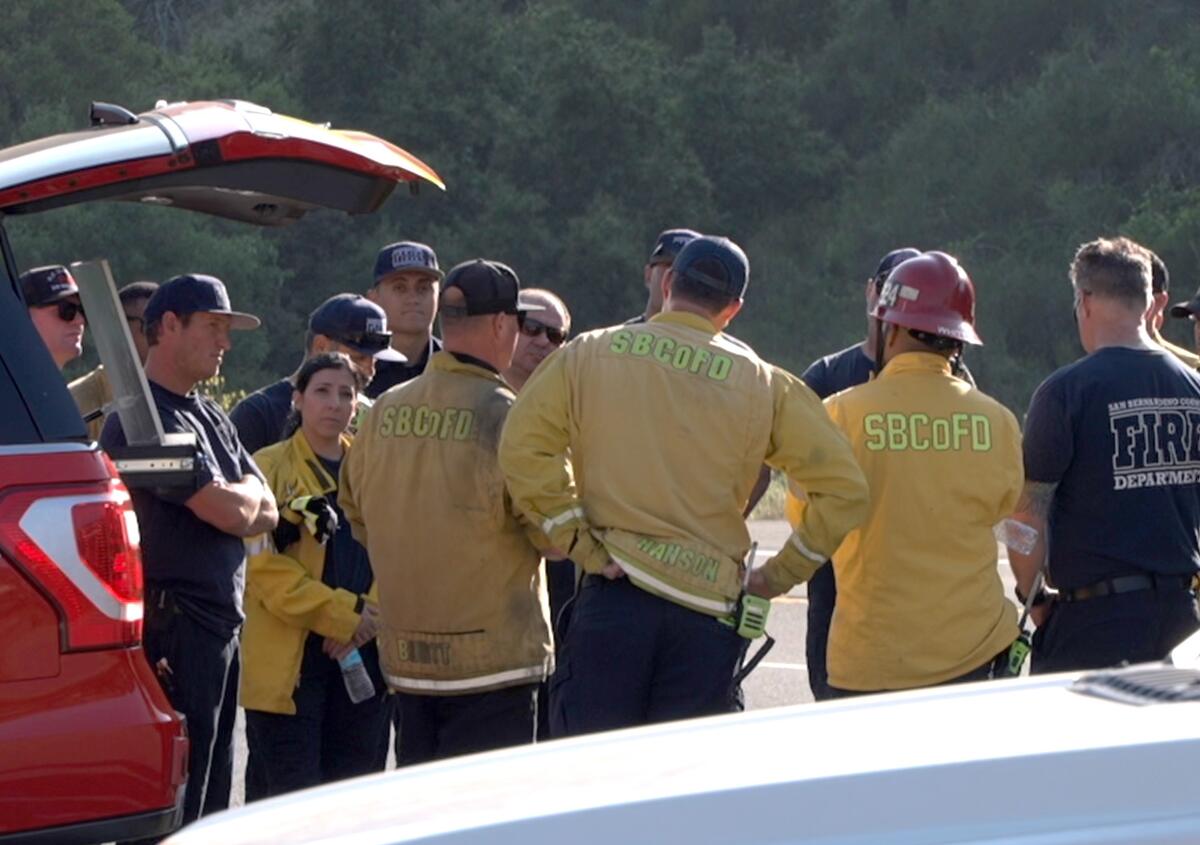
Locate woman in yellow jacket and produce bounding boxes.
[242,352,389,800]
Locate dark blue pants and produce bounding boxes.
[244,636,390,800]
[137,598,238,830]
[537,559,577,740]
[825,648,1006,698]
[805,561,837,701]
[550,575,747,737]
[395,683,538,766]
[1032,587,1200,674]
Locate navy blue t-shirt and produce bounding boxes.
[802,341,976,399]
[316,455,374,596]
[230,378,292,456]
[364,336,442,399]
[101,381,265,636]
[1024,346,1200,589]
[801,342,875,399]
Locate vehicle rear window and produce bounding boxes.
[0,286,88,445]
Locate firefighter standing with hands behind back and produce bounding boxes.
[500,235,868,736]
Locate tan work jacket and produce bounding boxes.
[69,365,113,441]
[499,310,869,618]
[341,351,552,695]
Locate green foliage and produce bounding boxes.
[7,0,1200,413]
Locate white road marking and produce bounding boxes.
[760,661,808,671]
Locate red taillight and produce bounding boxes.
[73,499,144,603]
[0,480,144,650]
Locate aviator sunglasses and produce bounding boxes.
[517,314,567,346]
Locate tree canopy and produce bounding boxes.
[4,0,1200,412]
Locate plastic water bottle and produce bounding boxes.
[339,649,376,704]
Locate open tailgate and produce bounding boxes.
[0,99,445,226]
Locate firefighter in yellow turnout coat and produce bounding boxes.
[341,259,553,765]
[501,236,869,736]
[783,252,1023,694]
[241,353,389,800]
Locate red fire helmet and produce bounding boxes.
[872,251,982,345]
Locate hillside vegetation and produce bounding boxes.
[5,0,1199,414]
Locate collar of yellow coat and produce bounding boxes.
[1152,326,1200,368]
[878,351,955,379]
[283,427,351,496]
[649,310,721,335]
[428,349,511,388]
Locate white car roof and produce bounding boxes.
[167,653,1200,845]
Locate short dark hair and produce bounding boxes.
[144,311,190,346]
[1070,237,1152,311]
[672,258,739,315]
[1149,251,1169,294]
[294,351,364,393]
[118,281,158,308]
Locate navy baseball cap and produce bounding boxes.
[872,248,922,290]
[672,236,749,299]
[648,228,702,267]
[20,265,79,307]
[144,274,261,330]
[440,259,544,316]
[373,241,443,285]
[309,294,405,361]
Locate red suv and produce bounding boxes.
[0,99,442,843]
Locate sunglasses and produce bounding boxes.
[517,315,567,346]
[337,330,392,353]
[54,300,86,323]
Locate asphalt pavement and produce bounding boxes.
[228,519,1018,806]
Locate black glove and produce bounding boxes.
[288,495,339,545]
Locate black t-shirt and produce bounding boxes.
[364,336,442,399]
[101,381,265,636]
[230,378,293,456]
[802,341,976,399]
[316,455,374,596]
[1024,346,1200,588]
[802,342,875,399]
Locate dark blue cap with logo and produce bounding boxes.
[872,248,922,290]
[309,294,405,361]
[144,274,261,330]
[373,240,443,285]
[20,264,79,307]
[648,228,702,267]
[671,236,749,299]
[440,259,544,316]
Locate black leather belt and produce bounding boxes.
[1059,573,1196,603]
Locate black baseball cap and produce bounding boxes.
[672,236,750,299]
[440,259,544,316]
[872,248,922,291]
[648,228,701,267]
[144,274,261,330]
[1170,287,1200,319]
[309,294,405,361]
[373,240,443,284]
[20,265,79,307]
